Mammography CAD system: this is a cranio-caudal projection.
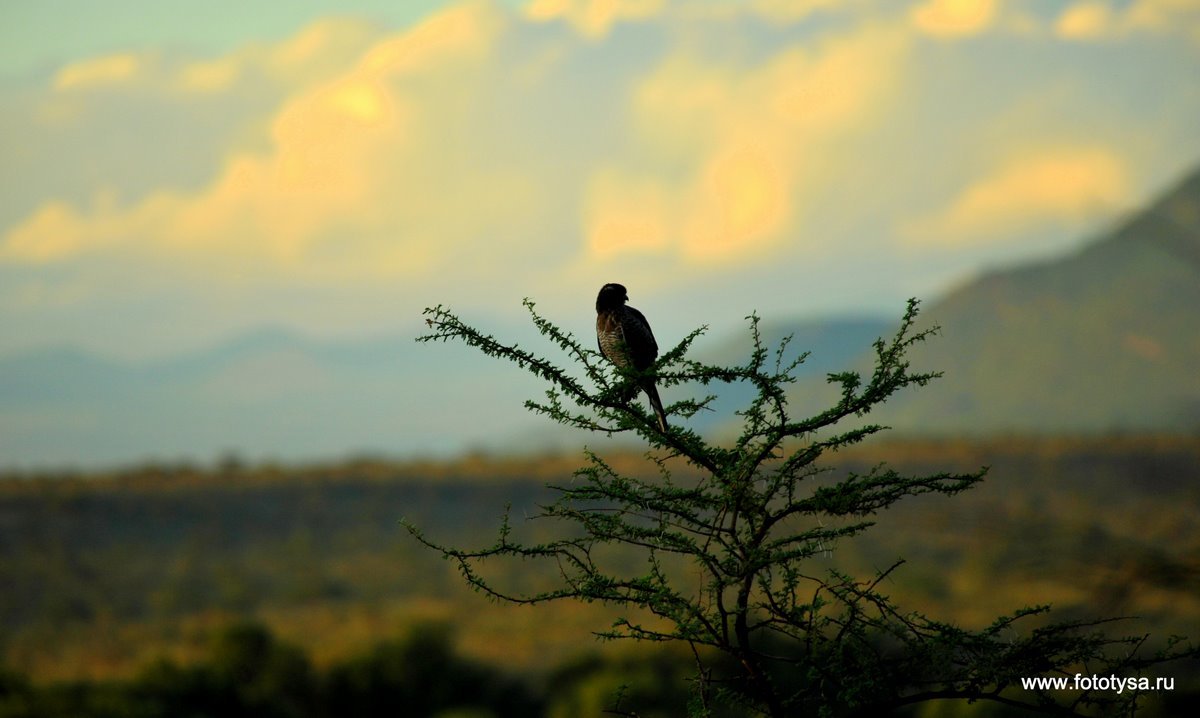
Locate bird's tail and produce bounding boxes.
[643,382,668,432]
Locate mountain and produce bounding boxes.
[698,316,893,373]
[863,166,1200,434]
[4,167,1198,467]
[0,327,547,468]
[683,316,892,435]
[0,314,897,467]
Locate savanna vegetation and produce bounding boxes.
[408,299,1197,715]
[2,444,1200,715]
[3,294,1199,715]
[2,437,1198,715]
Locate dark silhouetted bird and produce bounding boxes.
[595,283,668,432]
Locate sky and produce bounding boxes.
[2,0,1199,362]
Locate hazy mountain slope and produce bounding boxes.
[0,311,896,466]
[4,167,1197,465]
[697,317,892,373]
[682,316,892,433]
[870,166,1200,433]
[0,328,546,467]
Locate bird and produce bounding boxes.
[595,283,668,432]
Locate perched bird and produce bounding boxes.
[595,283,668,432]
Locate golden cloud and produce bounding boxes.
[524,0,665,39]
[1126,0,1200,31]
[1055,2,1116,39]
[586,170,671,259]
[11,3,909,281]
[910,0,998,38]
[4,0,1190,318]
[2,202,90,263]
[54,53,143,91]
[0,191,184,264]
[174,18,380,95]
[585,25,908,264]
[1054,0,1200,41]
[178,57,242,93]
[903,148,1132,245]
[683,143,789,262]
[45,18,380,101]
[3,3,515,278]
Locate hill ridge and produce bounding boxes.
[864,163,1200,434]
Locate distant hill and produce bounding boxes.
[865,166,1200,434]
[0,308,896,467]
[0,327,546,467]
[4,167,1198,466]
[698,316,893,373]
[681,316,891,434]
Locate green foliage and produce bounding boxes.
[411,298,1198,716]
[544,646,743,718]
[0,623,315,718]
[325,623,536,717]
[0,444,1197,716]
[0,622,539,718]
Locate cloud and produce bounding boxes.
[910,0,999,38]
[1054,0,1200,41]
[50,20,380,99]
[173,18,381,94]
[750,0,849,24]
[2,3,513,277]
[53,53,144,91]
[524,0,665,39]
[903,148,1132,245]
[1127,0,1200,33]
[1055,2,1116,40]
[584,24,909,264]
[3,0,1199,360]
[47,19,382,101]
[177,56,243,93]
[4,3,910,280]
[585,170,671,260]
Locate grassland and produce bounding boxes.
[1,436,1197,714]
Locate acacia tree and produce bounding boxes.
[408,298,1192,717]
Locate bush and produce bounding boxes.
[412,298,1197,716]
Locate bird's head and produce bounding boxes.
[596,283,629,312]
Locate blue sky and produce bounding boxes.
[0,1,477,76]
[1,0,1198,360]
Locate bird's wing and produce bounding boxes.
[622,306,659,369]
